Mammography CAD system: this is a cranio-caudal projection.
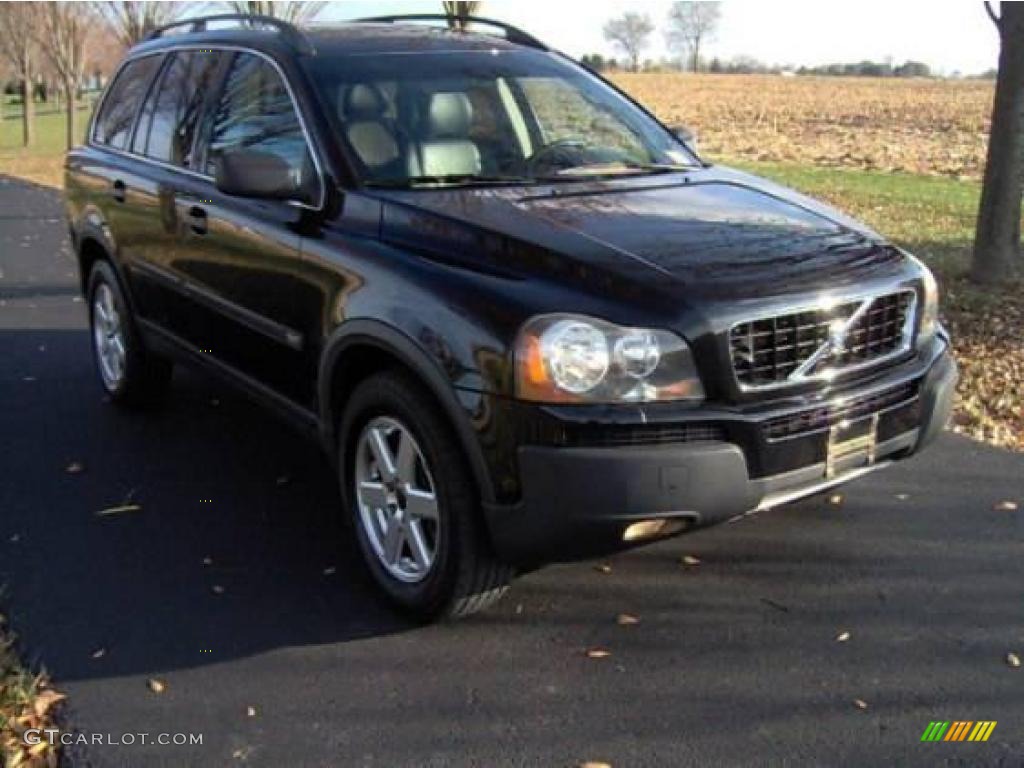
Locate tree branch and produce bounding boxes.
[985,1,1000,27]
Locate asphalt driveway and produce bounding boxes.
[1,176,1022,767]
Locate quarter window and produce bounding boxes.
[135,50,222,167]
[206,53,315,198]
[92,55,162,150]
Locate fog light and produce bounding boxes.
[622,518,688,542]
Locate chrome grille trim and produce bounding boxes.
[730,289,917,391]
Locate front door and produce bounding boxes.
[171,51,325,408]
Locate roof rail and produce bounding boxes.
[354,14,548,50]
[144,13,315,55]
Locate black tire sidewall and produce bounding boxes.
[339,374,467,619]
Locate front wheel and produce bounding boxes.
[340,371,514,620]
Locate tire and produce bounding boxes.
[339,370,514,620]
[87,260,172,405]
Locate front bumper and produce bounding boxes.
[485,339,957,565]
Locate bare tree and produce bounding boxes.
[224,1,326,24]
[442,1,481,32]
[92,1,191,48]
[0,3,39,146]
[36,3,95,151]
[603,12,653,73]
[972,1,1024,284]
[666,1,721,73]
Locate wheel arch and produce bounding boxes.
[318,319,497,506]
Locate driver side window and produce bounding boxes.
[517,77,648,161]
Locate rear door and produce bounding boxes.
[125,48,225,332]
[88,54,165,277]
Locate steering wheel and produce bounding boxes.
[525,137,589,176]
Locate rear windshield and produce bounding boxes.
[302,50,696,186]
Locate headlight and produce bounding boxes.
[515,314,705,403]
[914,258,940,347]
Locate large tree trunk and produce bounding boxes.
[972,3,1024,284]
[64,80,76,151]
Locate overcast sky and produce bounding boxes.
[325,1,1001,75]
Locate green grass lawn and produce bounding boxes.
[0,108,89,187]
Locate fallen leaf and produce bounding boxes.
[1007,652,1021,668]
[246,706,257,718]
[585,647,612,659]
[65,462,84,475]
[32,689,66,717]
[680,555,701,566]
[895,493,909,501]
[95,503,142,517]
[91,647,106,659]
[760,597,790,613]
[28,740,50,757]
[211,585,225,595]
[616,613,640,626]
[853,698,869,710]
[147,678,166,694]
[994,500,1018,512]
[322,566,336,576]
[515,603,524,615]
[202,556,213,566]
[835,631,851,643]
[829,494,844,505]
[594,563,612,574]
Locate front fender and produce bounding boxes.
[317,318,498,506]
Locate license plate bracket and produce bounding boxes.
[826,413,879,479]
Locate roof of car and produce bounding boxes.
[129,21,535,60]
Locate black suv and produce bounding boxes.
[66,15,957,619]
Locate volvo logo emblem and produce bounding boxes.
[827,319,848,355]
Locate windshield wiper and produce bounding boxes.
[365,174,536,189]
[546,161,695,179]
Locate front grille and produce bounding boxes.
[764,381,919,440]
[730,290,916,389]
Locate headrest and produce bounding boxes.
[342,83,387,121]
[425,92,473,138]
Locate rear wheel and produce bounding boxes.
[340,371,514,620]
[87,260,172,405]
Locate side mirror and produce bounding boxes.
[214,149,304,201]
[671,125,699,154]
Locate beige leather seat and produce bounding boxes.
[339,83,401,173]
[408,92,481,177]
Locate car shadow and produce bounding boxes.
[0,323,419,683]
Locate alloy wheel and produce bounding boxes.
[354,416,440,583]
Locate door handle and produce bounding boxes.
[111,179,126,203]
[184,205,208,235]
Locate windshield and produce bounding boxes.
[303,50,698,187]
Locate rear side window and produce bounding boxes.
[92,55,162,150]
[134,50,222,168]
[205,53,313,187]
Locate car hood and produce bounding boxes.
[374,166,906,300]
